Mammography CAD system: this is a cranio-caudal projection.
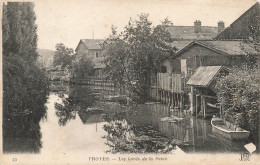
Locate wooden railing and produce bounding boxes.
[70,77,127,95]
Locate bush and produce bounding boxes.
[216,66,260,141]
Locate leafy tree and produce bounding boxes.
[3,2,38,62]
[2,2,49,152]
[104,14,177,100]
[71,55,95,79]
[53,43,74,68]
[216,67,259,142]
[216,19,260,144]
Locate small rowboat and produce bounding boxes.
[211,117,250,141]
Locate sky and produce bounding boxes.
[34,0,258,50]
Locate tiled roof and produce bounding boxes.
[170,40,193,52]
[174,40,259,59]
[197,40,258,55]
[166,26,218,40]
[81,39,105,50]
[187,66,223,87]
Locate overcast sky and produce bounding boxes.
[34,0,257,50]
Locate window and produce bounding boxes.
[96,52,99,58]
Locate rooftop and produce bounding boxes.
[174,40,259,59]
[197,40,258,55]
[166,26,219,40]
[80,39,105,50]
[186,66,224,87]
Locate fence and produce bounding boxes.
[70,78,126,95]
[157,73,182,93]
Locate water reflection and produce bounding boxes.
[103,120,174,154]
[40,94,109,154]
[3,111,46,153]
[3,128,42,153]
[48,84,249,154]
[54,85,96,126]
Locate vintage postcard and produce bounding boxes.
[1,0,260,164]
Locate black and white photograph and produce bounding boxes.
[1,0,260,164]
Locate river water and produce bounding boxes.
[38,92,249,154]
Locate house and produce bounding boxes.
[174,39,258,116]
[164,2,260,115]
[214,2,260,40]
[173,40,259,78]
[167,20,222,41]
[160,20,223,74]
[161,2,260,75]
[75,39,106,77]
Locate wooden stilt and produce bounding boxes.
[190,86,195,115]
[180,93,184,111]
[201,95,204,119]
[196,94,200,118]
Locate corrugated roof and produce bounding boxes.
[186,66,223,87]
[81,39,105,50]
[166,26,218,40]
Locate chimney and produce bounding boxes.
[194,20,201,33]
[218,21,225,32]
[171,23,173,26]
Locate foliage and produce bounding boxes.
[2,2,49,150]
[216,15,260,143]
[71,55,95,79]
[53,43,74,68]
[3,2,38,62]
[104,15,177,99]
[54,86,95,126]
[103,119,174,154]
[3,55,49,138]
[216,67,260,139]
[55,98,78,126]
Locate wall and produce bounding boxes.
[75,42,106,77]
[76,42,89,59]
[177,45,231,76]
[76,41,105,68]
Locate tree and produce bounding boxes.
[104,14,177,100]
[3,2,38,62]
[216,67,259,142]
[53,43,74,68]
[71,56,95,79]
[216,17,260,145]
[2,2,49,152]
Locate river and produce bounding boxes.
[38,92,248,154]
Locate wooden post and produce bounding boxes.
[190,86,195,115]
[201,96,204,119]
[203,96,207,119]
[167,91,170,104]
[171,92,174,107]
[180,93,184,111]
[196,94,200,118]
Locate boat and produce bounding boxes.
[211,117,250,141]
